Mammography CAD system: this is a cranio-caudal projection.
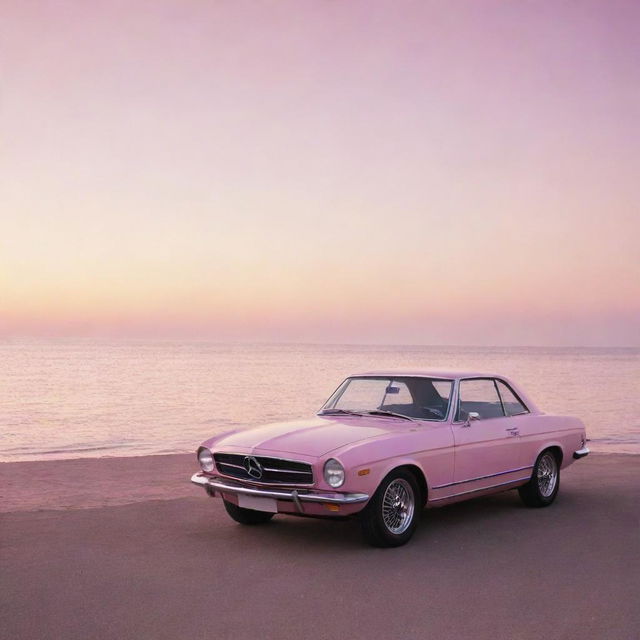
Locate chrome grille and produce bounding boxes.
[213,453,314,485]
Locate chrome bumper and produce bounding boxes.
[573,447,590,460]
[191,473,369,508]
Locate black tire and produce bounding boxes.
[223,499,275,525]
[359,469,421,547]
[518,449,561,507]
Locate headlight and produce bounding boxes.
[198,447,214,472]
[323,458,345,488]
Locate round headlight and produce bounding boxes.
[323,458,345,488]
[198,447,214,472]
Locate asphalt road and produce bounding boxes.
[1,453,638,640]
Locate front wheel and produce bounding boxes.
[359,469,420,547]
[518,450,560,507]
[223,499,275,525]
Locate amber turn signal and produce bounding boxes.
[324,503,341,512]
[357,468,370,476]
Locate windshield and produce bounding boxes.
[319,376,453,421]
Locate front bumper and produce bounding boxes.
[191,472,369,513]
[573,447,590,460]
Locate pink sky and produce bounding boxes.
[1,1,639,346]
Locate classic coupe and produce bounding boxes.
[191,371,589,547]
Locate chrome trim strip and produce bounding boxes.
[429,476,531,502]
[573,447,590,460]
[216,462,245,470]
[431,465,533,490]
[217,476,315,487]
[214,453,314,467]
[261,467,312,475]
[191,473,369,505]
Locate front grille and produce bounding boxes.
[213,453,314,485]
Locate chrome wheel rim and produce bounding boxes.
[537,453,558,498]
[382,478,415,534]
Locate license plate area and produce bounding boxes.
[238,494,278,513]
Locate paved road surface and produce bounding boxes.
[1,453,638,640]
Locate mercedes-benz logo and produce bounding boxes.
[243,455,263,479]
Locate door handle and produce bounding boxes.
[506,427,519,436]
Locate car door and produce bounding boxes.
[450,378,523,494]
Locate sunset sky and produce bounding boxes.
[2,0,639,346]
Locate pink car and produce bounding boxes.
[192,371,589,547]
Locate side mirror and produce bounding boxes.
[463,412,480,427]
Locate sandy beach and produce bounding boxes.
[1,452,638,640]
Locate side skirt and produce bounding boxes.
[427,476,531,507]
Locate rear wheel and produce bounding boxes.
[518,450,560,507]
[360,469,420,547]
[223,499,275,525]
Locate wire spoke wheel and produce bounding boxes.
[519,449,561,508]
[537,452,558,498]
[381,478,415,534]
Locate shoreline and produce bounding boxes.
[2,440,639,467]
[0,452,194,513]
[1,450,638,514]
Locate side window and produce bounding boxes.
[456,379,505,421]
[495,380,528,416]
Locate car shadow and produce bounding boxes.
[192,488,550,552]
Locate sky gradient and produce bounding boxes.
[2,0,639,345]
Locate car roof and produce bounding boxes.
[350,370,506,380]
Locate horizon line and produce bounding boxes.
[1,337,638,350]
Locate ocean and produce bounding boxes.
[1,340,638,462]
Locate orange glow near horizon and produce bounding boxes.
[1,1,639,346]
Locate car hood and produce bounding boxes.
[204,416,410,458]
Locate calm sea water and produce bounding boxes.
[1,340,638,462]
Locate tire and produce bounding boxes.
[223,499,275,525]
[359,469,421,547]
[518,449,560,507]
